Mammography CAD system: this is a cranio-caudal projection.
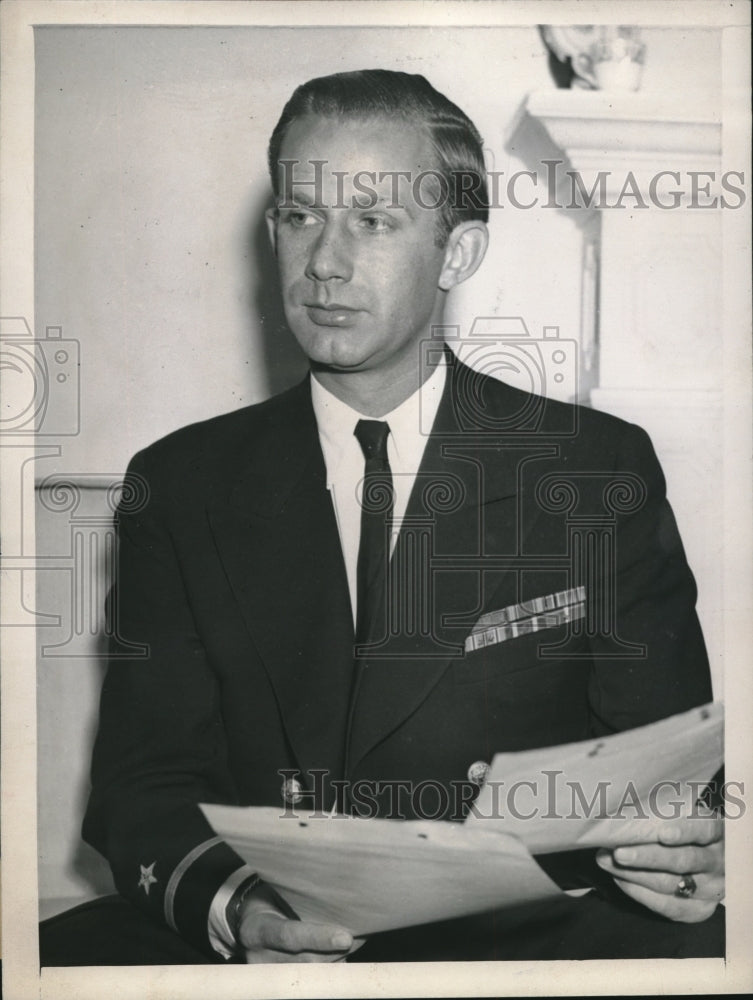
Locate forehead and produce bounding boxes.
[276,113,438,190]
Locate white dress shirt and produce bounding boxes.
[207,360,447,957]
[310,361,447,626]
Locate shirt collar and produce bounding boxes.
[310,360,447,475]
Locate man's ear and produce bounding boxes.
[265,206,278,257]
[438,220,489,291]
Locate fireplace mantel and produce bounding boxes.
[508,89,722,200]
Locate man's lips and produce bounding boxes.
[304,303,362,328]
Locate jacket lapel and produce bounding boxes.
[346,357,550,773]
[206,362,559,784]
[207,380,354,792]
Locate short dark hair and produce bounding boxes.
[268,69,489,245]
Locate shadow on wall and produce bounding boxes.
[36,553,116,912]
[247,192,309,400]
[66,631,117,899]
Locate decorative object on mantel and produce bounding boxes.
[541,26,646,93]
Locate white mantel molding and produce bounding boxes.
[505,89,726,698]
[507,89,723,202]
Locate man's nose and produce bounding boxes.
[304,221,353,283]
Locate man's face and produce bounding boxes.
[267,114,450,379]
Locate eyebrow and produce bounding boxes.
[278,191,318,207]
[278,192,412,214]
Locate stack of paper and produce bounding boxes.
[466,702,724,852]
[202,702,723,935]
[200,805,561,935]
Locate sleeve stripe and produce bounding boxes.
[164,835,224,932]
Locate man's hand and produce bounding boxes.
[238,883,363,963]
[596,814,724,922]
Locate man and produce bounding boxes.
[40,69,724,966]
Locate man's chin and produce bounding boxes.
[309,355,372,376]
[299,336,376,374]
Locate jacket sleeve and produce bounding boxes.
[538,419,714,892]
[82,448,246,956]
[586,419,713,734]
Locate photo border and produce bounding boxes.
[1,2,751,997]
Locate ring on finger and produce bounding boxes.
[675,874,698,898]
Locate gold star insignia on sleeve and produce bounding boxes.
[138,862,158,895]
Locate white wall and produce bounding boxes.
[35,25,723,473]
[34,25,591,475]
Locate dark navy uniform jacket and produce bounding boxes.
[83,355,712,957]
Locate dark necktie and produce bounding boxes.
[354,419,394,644]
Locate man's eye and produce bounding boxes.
[282,210,317,227]
[360,215,391,232]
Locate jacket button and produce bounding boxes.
[281,776,303,804]
[467,760,489,786]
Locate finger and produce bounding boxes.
[656,816,723,847]
[612,876,719,924]
[608,841,722,875]
[291,933,366,961]
[256,914,353,955]
[596,851,724,899]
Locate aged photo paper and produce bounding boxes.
[1,1,751,997]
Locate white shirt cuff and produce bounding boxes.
[207,863,257,959]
